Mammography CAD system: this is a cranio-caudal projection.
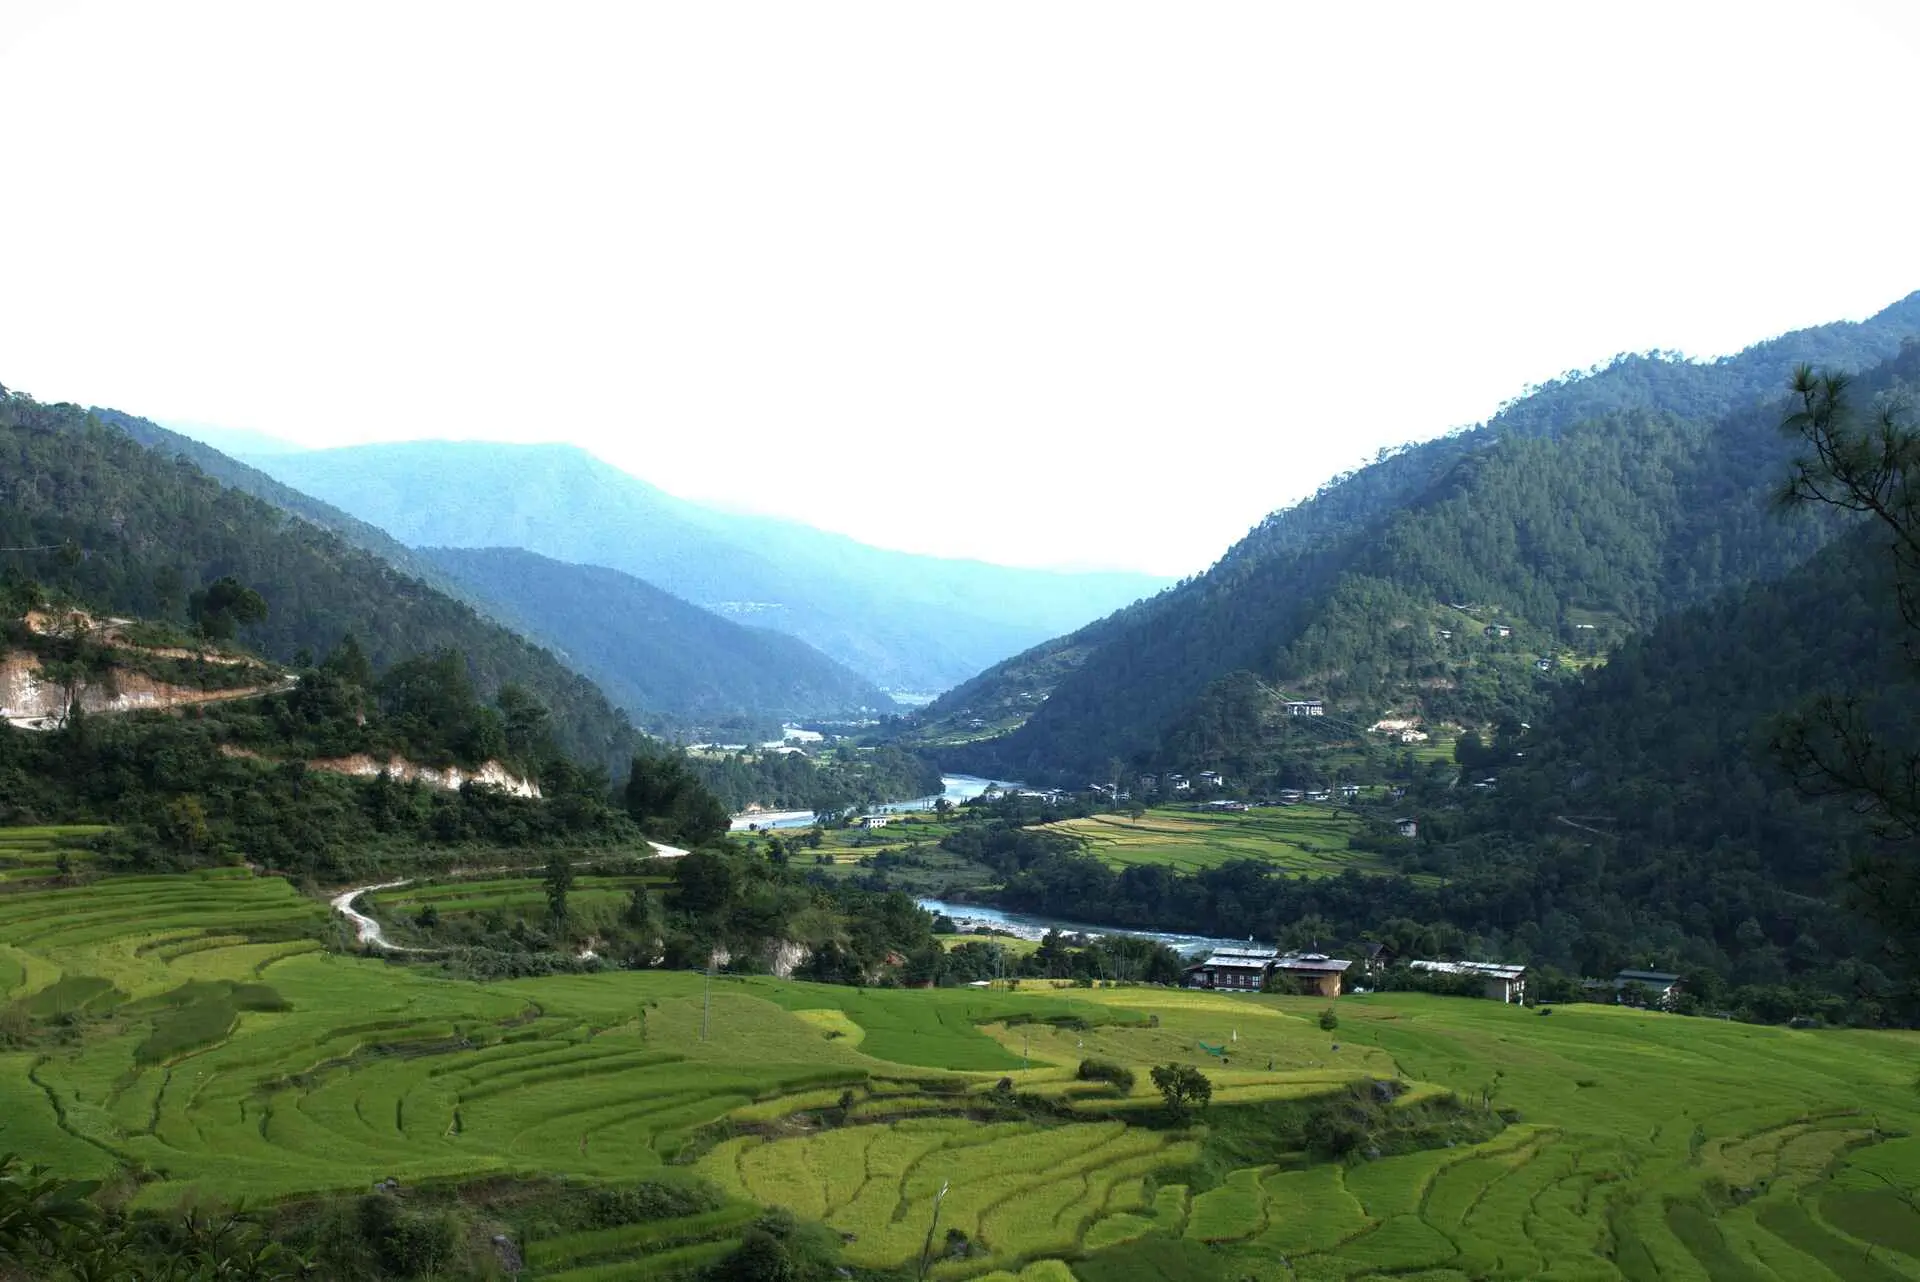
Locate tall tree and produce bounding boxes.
[1776,363,1920,946]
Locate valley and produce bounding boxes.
[3,281,1920,1281]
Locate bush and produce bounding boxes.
[1076,1058,1136,1094]
[1318,1007,1339,1031]
[587,1180,720,1228]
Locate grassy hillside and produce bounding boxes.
[423,546,897,727]
[0,388,644,773]
[5,864,1920,1280]
[924,295,1920,781]
[243,441,1167,692]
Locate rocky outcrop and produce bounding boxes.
[218,745,542,799]
[0,653,294,729]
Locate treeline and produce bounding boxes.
[688,745,942,816]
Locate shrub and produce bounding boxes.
[1318,1007,1339,1031]
[1150,1063,1211,1120]
[1077,1058,1136,1094]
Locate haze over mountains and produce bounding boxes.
[241,442,1168,694]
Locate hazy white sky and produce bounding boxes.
[3,2,1918,576]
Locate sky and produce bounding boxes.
[2,2,1919,578]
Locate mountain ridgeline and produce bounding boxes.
[0,389,644,774]
[420,546,894,726]
[928,291,1920,781]
[238,440,1168,693]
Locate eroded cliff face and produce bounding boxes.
[217,744,542,799]
[0,653,292,729]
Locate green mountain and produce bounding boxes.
[928,291,1920,781]
[239,441,1168,692]
[0,387,644,774]
[420,546,895,726]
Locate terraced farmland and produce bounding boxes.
[0,823,107,883]
[5,864,1920,1280]
[1036,807,1398,878]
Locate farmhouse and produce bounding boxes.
[1338,782,1359,800]
[1306,788,1331,803]
[1398,729,1430,744]
[1283,699,1326,717]
[1277,788,1305,805]
[1271,951,1353,998]
[1183,947,1278,991]
[1535,657,1554,672]
[1485,624,1513,639]
[1167,774,1191,792]
[1395,817,1419,838]
[1409,959,1528,1004]
[1357,940,1395,976]
[1614,969,1683,1008]
[858,814,891,829]
[1197,770,1224,788]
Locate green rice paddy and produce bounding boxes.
[1038,807,1394,878]
[3,857,1919,1279]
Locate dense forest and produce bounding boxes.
[0,388,645,773]
[925,294,1920,782]
[422,546,894,727]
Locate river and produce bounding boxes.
[728,773,1016,831]
[915,897,1246,957]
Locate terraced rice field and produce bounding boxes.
[0,823,108,883]
[5,862,1920,1279]
[1036,807,1395,878]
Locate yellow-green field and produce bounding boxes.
[5,865,1920,1280]
[1037,807,1400,878]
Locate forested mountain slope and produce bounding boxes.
[1429,526,1914,1009]
[242,441,1167,691]
[933,292,1920,779]
[0,388,644,773]
[92,407,476,603]
[422,546,895,726]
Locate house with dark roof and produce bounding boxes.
[1614,969,1683,1009]
[1183,947,1277,991]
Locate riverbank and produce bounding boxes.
[728,773,1020,831]
[918,896,1245,957]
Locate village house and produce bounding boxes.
[1534,657,1553,672]
[1183,947,1278,991]
[1485,624,1513,639]
[858,814,891,829]
[1283,699,1326,717]
[1197,770,1224,788]
[1338,782,1360,800]
[1614,969,1683,1009]
[1395,817,1419,838]
[1409,959,1528,1004]
[1398,729,1430,744]
[1306,788,1331,803]
[1167,774,1191,792]
[1271,951,1352,998]
[1138,775,1157,791]
[1357,940,1395,977]
[1277,788,1305,805]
